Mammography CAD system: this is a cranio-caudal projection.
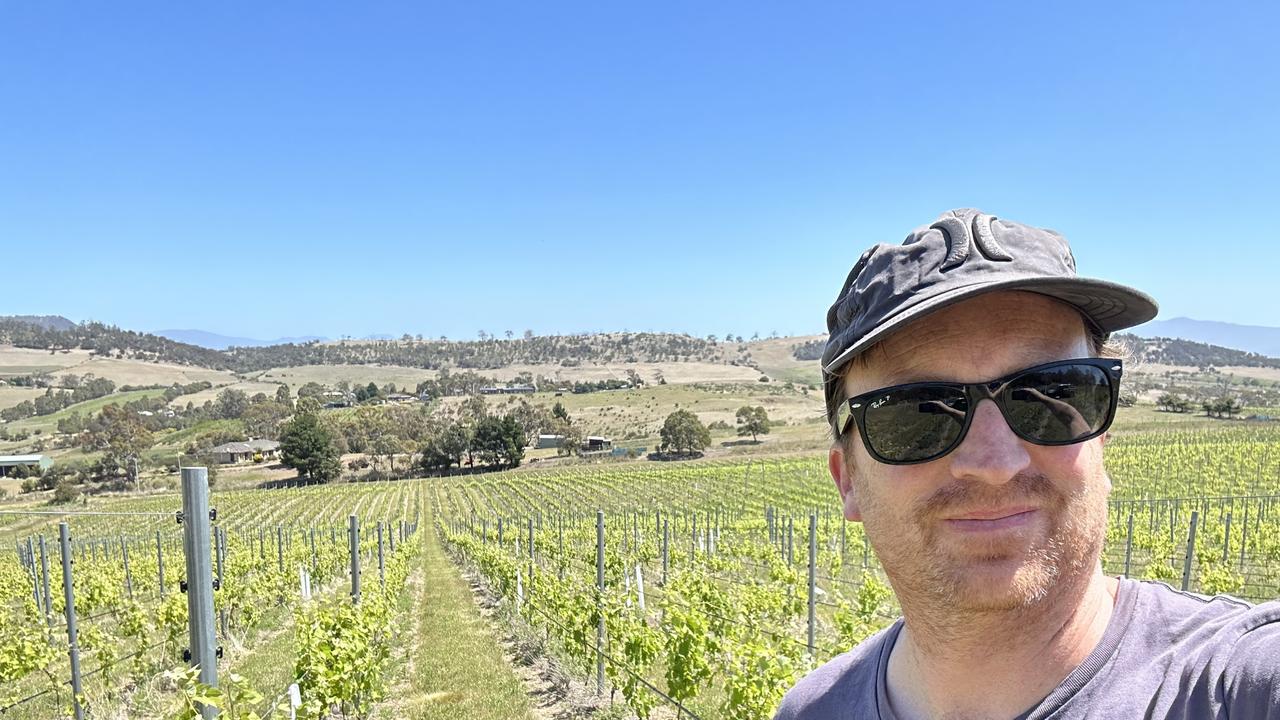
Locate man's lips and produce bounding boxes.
[941,507,1038,531]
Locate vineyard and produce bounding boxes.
[430,423,1280,719]
[1,479,422,719]
[2,423,1279,719]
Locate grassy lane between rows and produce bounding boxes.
[375,521,536,720]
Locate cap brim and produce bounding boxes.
[822,276,1158,377]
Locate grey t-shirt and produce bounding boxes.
[774,578,1280,719]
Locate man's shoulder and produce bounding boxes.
[1122,578,1280,714]
[1128,577,1280,638]
[773,621,901,720]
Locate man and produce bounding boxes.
[776,209,1279,719]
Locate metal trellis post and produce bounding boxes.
[807,513,817,657]
[349,515,361,603]
[59,523,85,720]
[1181,511,1199,592]
[1123,512,1134,578]
[596,511,605,696]
[377,522,386,588]
[181,467,218,719]
[39,535,53,625]
[157,530,166,597]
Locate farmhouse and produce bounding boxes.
[211,439,281,464]
[211,442,253,464]
[0,454,53,477]
[478,385,536,395]
[246,439,281,458]
[320,390,352,408]
[386,393,416,403]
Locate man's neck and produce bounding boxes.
[885,569,1120,720]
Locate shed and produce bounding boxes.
[536,434,565,449]
[0,454,54,477]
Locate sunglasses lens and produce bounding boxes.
[1004,364,1113,442]
[864,386,968,462]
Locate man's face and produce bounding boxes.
[828,291,1112,612]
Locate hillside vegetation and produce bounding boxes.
[6,316,1279,380]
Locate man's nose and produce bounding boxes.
[946,399,1031,484]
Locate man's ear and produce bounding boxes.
[829,443,863,522]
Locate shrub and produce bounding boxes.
[52,481,80,504]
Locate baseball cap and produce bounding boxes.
[821,208,1158,426]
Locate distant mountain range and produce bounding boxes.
[1134,317,1280,358]
[153,329,328,350]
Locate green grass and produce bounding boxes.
[374,523,535,720]
[151,418,247,449]
[1107,404,1266,435]
[8,388,169,433]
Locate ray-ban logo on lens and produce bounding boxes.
[870,396,890,409]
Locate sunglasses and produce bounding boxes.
[835,358,1123,465]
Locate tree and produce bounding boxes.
[297,382,326,401]
[554,420,583,457]
[460,395,488,425]
[242,401,291,439]
[552,402,570,422]
[510,401,554,447]
[278,412,341,481]
[735,405,771,442]
[365,382,380,401]
[275,384,293,408]
[472,415,525,468]
[659,410,711,456]
[296,396,322,415]
[371,434,408,473]
[418,419,470,473]
[79,404,153,483]
[1212,396,1240,419]
[213,389,250,420]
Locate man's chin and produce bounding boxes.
[938,557,1058,612]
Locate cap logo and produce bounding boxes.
[933,213,1014,270]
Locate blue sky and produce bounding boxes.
[2,2,1276,340]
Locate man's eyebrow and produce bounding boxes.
[859,370,929,389]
